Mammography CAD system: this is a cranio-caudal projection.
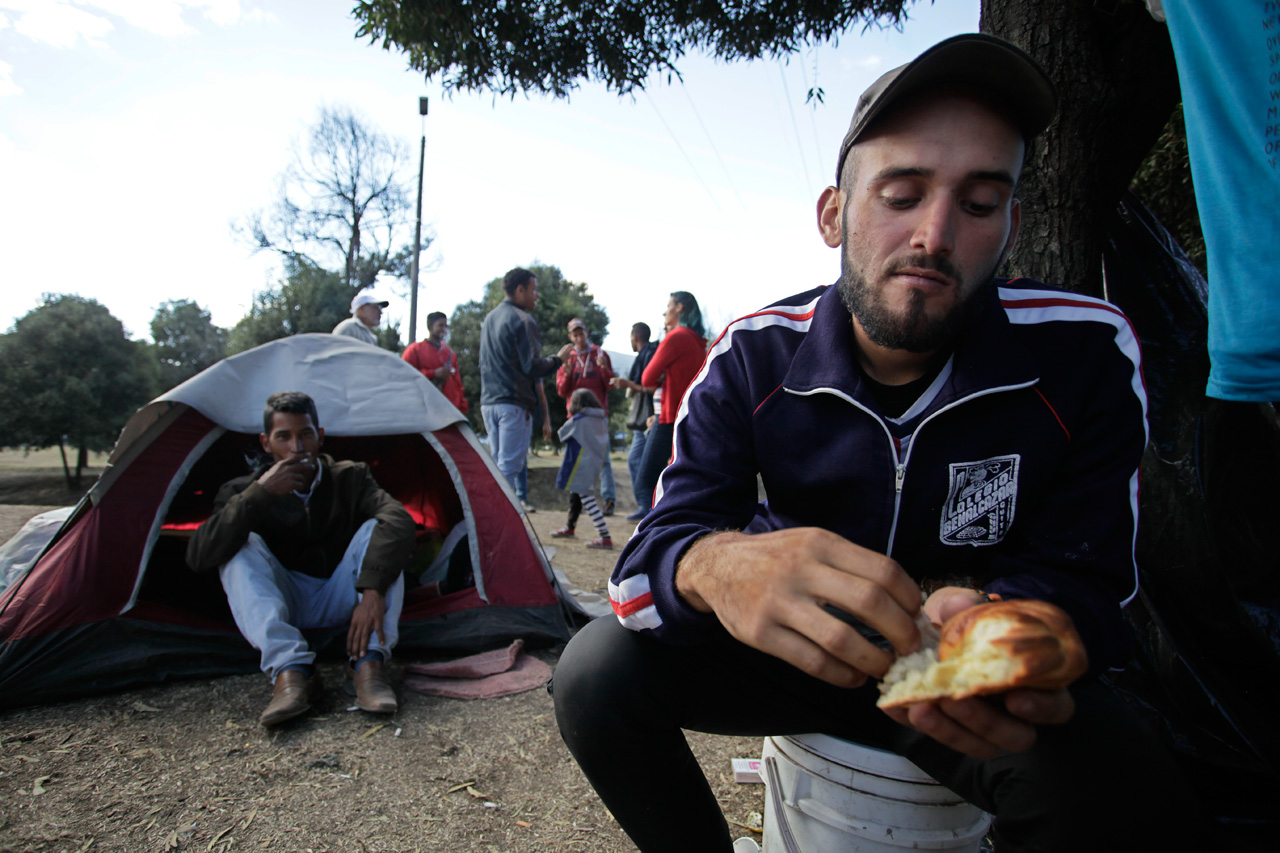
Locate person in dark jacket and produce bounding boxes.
[478,267,573,491]
[187,392,415,726]
[611,322,659,520]
[552,34,1202,852]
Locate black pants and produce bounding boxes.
[553,616,1204,853]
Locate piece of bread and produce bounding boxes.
[876,599,1088,709]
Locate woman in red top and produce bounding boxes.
[634,291,708,515]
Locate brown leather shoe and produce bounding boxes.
[349,660,397,714]
[259,669,319,727]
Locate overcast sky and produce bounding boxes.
[0,0,978,352]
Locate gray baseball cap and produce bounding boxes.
[835,34,1057,185]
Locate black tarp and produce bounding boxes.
[1102,193,1280,847]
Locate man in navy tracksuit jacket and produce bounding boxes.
[553,34,1200,852]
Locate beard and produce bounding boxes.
[838,240,1002,353]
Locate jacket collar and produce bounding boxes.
[783,281,1040,410]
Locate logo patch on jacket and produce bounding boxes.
[940,455,1020,546]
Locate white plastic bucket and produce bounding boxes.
[758,734,992,852]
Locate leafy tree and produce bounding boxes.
[352,0,1191,298]
[448,263,614,440]
[226,258,402,355]
[0,295,157,487]
[235,104,427,291]
[150,299,228,390]
[354,0,909,98]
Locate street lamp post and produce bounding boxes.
[408,96,428,343]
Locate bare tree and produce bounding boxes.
[238,105,413,290]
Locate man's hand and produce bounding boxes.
[881,588,1076,757]
[882,688,1075,758]
[675,528,924,688]
[542,418,553,441]
[556,343,575,361]
[347,589,386,659]
[257,454,317,496]
[596,353,608,368]
[922,586,987,625]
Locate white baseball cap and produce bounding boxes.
[351,292,389,313]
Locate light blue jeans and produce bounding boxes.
[600,455,616,504]
[627,428,648,508]
[481,402,532,492]
[218,519,405,681]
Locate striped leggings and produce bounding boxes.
[567,492,610,538]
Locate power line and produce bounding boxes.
[778,61,814,202]
[798,48,828,182]
[644,88,721,211]
[678,77,745,209]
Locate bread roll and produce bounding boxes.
[876,599,1087,709]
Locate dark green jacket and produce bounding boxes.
[186,455,414,595]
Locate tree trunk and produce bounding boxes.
[57,436,73,489]
[75,443,88,488]
[982,0,1180,297]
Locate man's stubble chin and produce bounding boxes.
[838,264,963,354]
[838,246,1004,354]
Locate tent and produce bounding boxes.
[0,334,575,709]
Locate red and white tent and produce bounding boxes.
[0,334,573,708]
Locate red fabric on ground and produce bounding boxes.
[402,652,550,700]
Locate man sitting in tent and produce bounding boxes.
[186,391,416,726]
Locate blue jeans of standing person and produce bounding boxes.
[600,455,616,505]
[516,462,529,504]
[627,428,649,512]
[635,422,674,514]
[481,403,532,492]
[218,519,405,681]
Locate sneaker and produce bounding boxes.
[520,500,536,513]
[586,537,613,549]
[602,500,615,517]
[625,508,648,521]
[550,527,576,538]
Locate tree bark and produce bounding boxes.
[982,0,1180,297]
[76,443,88,488]
[57,436,72,489]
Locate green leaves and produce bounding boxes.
[0,295,157,481]
[352,0,913,98]
[150,300,228,391]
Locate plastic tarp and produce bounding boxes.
[1102,193,1280,847]
[0,507,74,597]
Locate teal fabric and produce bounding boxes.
[1164,0,1280,400]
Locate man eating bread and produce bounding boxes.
[553,34,1202,852]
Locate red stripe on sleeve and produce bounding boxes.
[612,592,655,618]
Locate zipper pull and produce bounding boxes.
[895,463,906,494]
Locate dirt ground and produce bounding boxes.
[0,451,768,853]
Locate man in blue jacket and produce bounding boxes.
[554,34,1200,852]
[479,267,573,490]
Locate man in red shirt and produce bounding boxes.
[556,318,617,514]
[403,312,468,414]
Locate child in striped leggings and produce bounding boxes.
[550,389,613,549]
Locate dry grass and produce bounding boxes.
[0,457,767,853]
